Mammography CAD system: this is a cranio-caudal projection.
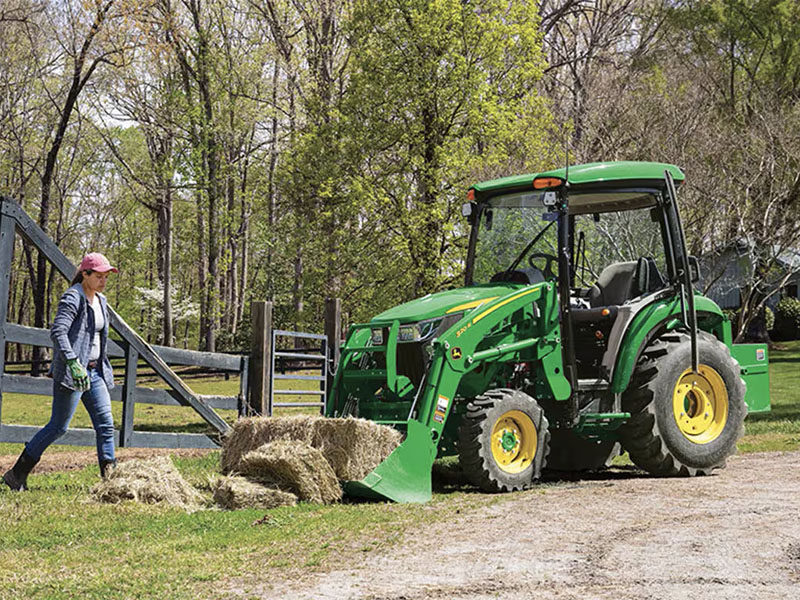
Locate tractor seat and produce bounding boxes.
[587,261,637,308]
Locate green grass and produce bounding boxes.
[0,343,798,598]
[0,453,495,600]
[739,339,800,452]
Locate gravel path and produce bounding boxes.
[234,451,800,600]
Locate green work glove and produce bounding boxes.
[66,359,90,391]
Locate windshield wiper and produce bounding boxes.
[500,218,557,281]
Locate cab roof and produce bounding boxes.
[471,161,685,215]
[472,161,685,193]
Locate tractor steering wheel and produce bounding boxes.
[527,252,558,280]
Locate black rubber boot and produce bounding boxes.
[99,458,117,480]
[2,449,39,492]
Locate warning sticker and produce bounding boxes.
[433,395,449,423]
[756,348,766,361]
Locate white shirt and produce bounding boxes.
[88,295,104,361]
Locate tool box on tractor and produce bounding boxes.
[326,161,771,503]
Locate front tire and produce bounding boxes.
[620,331,746,476]
[458,389,550,492]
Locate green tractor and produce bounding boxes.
[326,161,770,503]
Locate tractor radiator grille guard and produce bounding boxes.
[330,320,428,421]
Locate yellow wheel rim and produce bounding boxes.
[672,365,729,444]
[490,410,537,473]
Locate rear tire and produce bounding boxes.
[458,389,550,492]
[620,331,746,476]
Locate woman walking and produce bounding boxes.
[3,253,119,491]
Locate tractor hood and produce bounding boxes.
[372,282,529,323]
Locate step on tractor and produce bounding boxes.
[326,161,771,503]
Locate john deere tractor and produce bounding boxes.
[326,161,770,502]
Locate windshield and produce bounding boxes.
[472,191,558,284]
[471,190,668,290]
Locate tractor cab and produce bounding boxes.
[464,162,690,387]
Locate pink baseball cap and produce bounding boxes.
[78,252,118,273]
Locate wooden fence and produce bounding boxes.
[0,196,343,450]
[0,197,233,449]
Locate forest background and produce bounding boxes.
[2,0,800,357]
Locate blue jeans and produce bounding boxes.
[26,368,116,462]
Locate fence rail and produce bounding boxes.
[0,196,343,451]
[0,196,241,450]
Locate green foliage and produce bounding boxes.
[668,0,800,112]
[765,305,775,332]
[774,297,800,340]
[339,0,554,299]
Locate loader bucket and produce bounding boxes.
[342,419,437,503]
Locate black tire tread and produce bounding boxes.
[620,331,747,476]
[458,389,550,492]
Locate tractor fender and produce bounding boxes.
[610,294,726,394]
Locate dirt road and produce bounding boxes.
[244,451,800,600]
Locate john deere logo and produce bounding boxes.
[451,347,462,360]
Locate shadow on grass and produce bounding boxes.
[767,356,800,364]
[747,404,800,423]
[133,423,220,435]
[429,461,652,496]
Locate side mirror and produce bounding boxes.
[461,202,474,218]
[688,255,700,284]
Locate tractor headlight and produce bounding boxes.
[370,328,384,345]
[398,324,422,342]
[397,313,463,344]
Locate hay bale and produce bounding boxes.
[221,416,403,482]
[312,418,403,481]
[238,441,342,504]
[211,475,297,510]
[91,456,204,510]
[221,415,316,473]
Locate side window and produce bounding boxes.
[575,208,667,284]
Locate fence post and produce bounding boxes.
[324,298,341,405]
[238,356,249,418]
[249,301,272,415]
[0,203,15,424]
[119,344,138,447]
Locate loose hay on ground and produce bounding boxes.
[91,456,204,510]
[238,441,342,504]
[221,416,403,481]
[211,475,297,510]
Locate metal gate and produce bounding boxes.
[269,329,328,415]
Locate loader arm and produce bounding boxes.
[327,282,570,503]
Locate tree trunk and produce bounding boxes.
[32,1,111,375]
[158,185,174,346]
[293,244,303,331]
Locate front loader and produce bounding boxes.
[326,161,771,503]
